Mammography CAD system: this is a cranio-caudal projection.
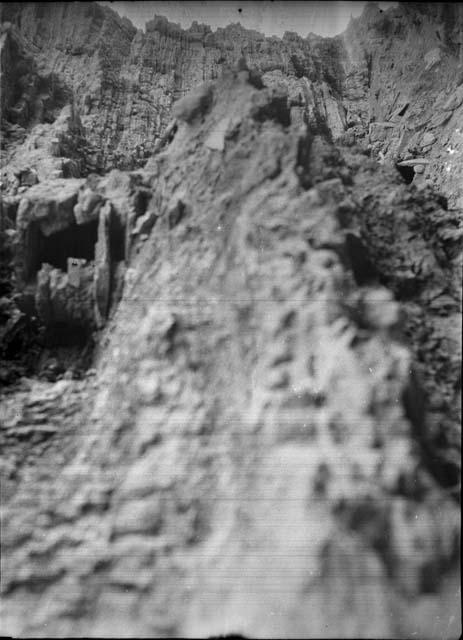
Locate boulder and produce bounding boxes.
[16,179,84,236]
[172,82,214,123]
[74,187,104,225]
[204,117,230,151]
[420,132,436,147]
[424,47,442,71]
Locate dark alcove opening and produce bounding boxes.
[395,163,415,184]
[43,322,91,348]
[109,212,126,262]
[26,218,99,280]
[397,103,409,117]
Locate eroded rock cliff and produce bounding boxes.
[0,2,461,638]
[2,2,462,201]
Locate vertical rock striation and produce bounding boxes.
[1,2,462,200]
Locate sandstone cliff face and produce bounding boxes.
[2,2,462,202]
[0,3,461,639]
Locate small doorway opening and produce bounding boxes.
[395,163,415,184]
[26,219,99,281]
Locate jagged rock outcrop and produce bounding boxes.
[8,168,157,332]
[0,3,461,639]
